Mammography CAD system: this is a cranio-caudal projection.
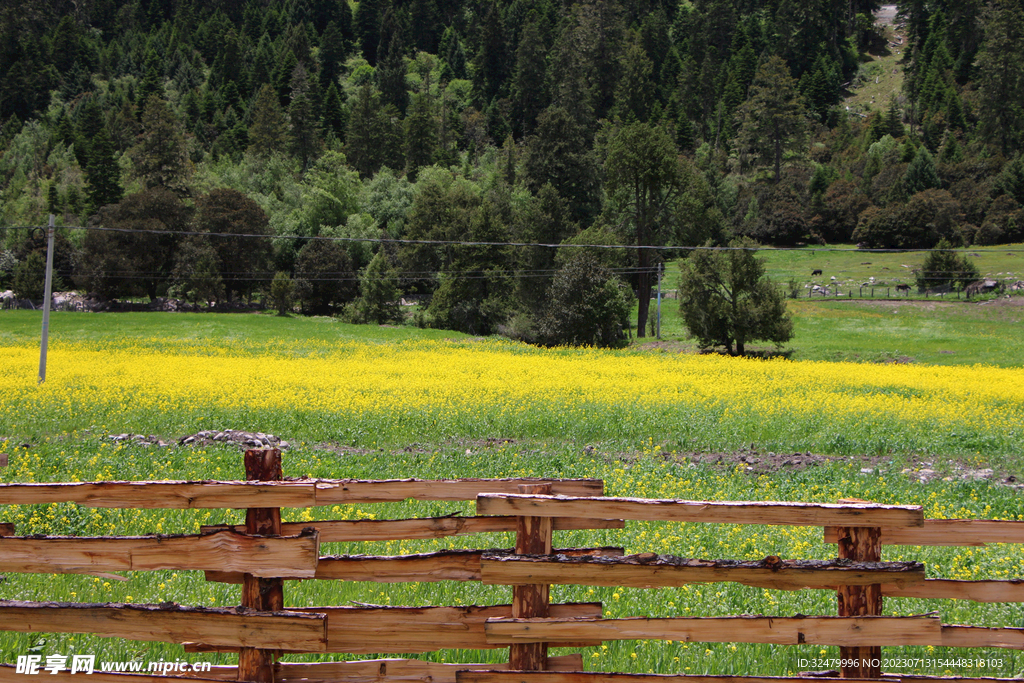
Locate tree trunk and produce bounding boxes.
[636,246,651,338]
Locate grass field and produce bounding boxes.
[1,299,1023,676]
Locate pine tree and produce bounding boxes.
[131,95,190,192]
[319,21,348,90]
[248,84,291,156]
[346,84,383,177]
[974,1,1024,153]
[85,129,124,211]
[473,3,508,104]
[404,92,436,181]
[322,82,348,139]
[614,33,654,122]
[735,56,809,183]
[376,32,409,115]
[354,0,382,64]
[356,249,403,324]
[510,18,547,138]
[289,64,323,170]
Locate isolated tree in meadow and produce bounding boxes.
[916,239,979,292]
[271,271,295,315]
[355,249,404,324]
[678,239,793,356]
[294,238,358,314]
[604,121,682,338]
[538,251,633,348]
[735,56,809,183]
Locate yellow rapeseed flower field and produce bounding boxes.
[0,337,1021,455]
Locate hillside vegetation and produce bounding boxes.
[2,0,1024,342]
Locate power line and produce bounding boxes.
[3,224,1024,254]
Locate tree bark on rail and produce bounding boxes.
[836,525,882,678]
[510,483,553,670]
[238,449,283,683]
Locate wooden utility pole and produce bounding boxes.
[509,483,553,671]
[836,524,882,679]
[238,449,284,683]
[38,214,55,384]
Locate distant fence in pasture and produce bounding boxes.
[2,449,1024,683]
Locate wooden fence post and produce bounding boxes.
[238,448,284,683]
[509,483,553,671]
[836,524,882,679]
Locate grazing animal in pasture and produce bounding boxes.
[811,269,822,276]
[895,284,911,294]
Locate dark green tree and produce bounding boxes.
[354,0,382,64]
[354,249,404,324]
[537,251,633,348]
[522,106,602,225]
[172,236,225,307]
[678,240,793,356]
[195,188,273,301]
[346,84,383,177]
[76,188,192,300]
[131,95,190,193]
[294,238,358,314]
[735,56,809,183]
[84,129,124,211]
[289,64,323,170]
[976,0,1024,154]
[510,17,548,138]
[271,271,295,315]
[916,239,979,292]
[248,84,292,156]
[604,121,682,338]
[319,20,348,89]
[405,92,437,181]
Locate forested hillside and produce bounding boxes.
[1,0,1022,342]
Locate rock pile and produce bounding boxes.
[178,430,289,449]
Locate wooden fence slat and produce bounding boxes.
[0,478,603,508]
[483,616,942,647]
[0,481,318,508]
[824,520,1024,547]
[0,523,13,537]
[184,604,603,653]
[477,495,924,529]
[480,554,925,590]
[204,547,624,584]
[201,516,625,542]
[457,674,892,683]
[0,601,327,651]
[882,579,1024,603]
[941,625,1024,649]
[510,482,554,671]
[0,529,319,577]
[0,668,231,683]
[313,478,603,504]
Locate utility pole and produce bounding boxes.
[38,214,55,384]
[655,262,663,340]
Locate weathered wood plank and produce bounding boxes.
[478,495,924,529]
[185,605,602,653]
[0,452,7,468]
[0,479,602,508]
[313,478,603,504]
[835,523,882,678]
[0,523,13,537]
[0,658,587,683]
[269,656,586,683]
[483,616,942,647]
[0,481,318,508]
[941,626,1024,650]
[824,520,1024,547]
[238,448,284,683]
[883,579,1024,603]
[511,482,554,671]
[204,547,624,584]
[457,674,890,683]
[0,529,319,577]
[201,516,624,542]
[480,554,925,590]
[0,601,327,651]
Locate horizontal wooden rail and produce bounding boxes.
[480,553,926,590]
[882,579,1024,603]
[483,615,942,647]
[201,515,624,541]
[477,494,924,528]
[205,547,624,584]
[0,478,601,508]
[941,625,1024,649]
[0,601,327,650]
[824,520,1024,547]
[187,604,602,654]
[0,656,587,683]
[0,529,319,576]
[457,674,889,683]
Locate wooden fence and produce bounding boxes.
[1,449,1023,683]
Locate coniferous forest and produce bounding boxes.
[1,0,1023,344]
